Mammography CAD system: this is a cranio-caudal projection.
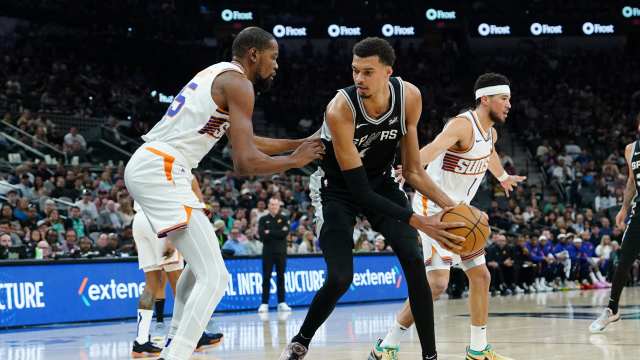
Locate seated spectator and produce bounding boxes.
[213,219,227,247]
[245,230,263,256]
[286,233,299,254]
[354,233,372,253]
[97,200,124,232]
[0,233,11,259]
[486,234,516,295]
[0,204,14,222]
[63,127,87,157]
[297,230,316,254]
[222,228,249,256]
[64,206,86,237]
[36,240,52,260]
[60,229,80,257]
[78,236,99,258]
[373,235,390,252]
[76,189,99,220]
[118,225,135,255]
[47,209,66,240]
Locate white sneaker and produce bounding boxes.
[589,308,620,333]
[277,302,292,312]
[258,304,269,313]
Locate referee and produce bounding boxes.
[258,197,292,312]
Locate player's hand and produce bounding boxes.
[292,139,325,167]
[615,207,628,230]
[393,165,404,184]
[409,209,465,253]
[500,174,527,197]
[305,127,322,141]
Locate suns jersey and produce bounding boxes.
[141,62,244,169]
[417,110,494,212]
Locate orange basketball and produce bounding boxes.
[440,203,491,256]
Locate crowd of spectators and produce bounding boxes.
[1,14,640,299]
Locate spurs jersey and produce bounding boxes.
[631,141,640,215]
[416,110,493,213]
[318,77,407,187]
[141,62,243,169]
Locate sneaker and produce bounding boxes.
[368,338,399,360]
[279,342,308,360]
[466,344,514,360]
[258,304,269,313]
[195,331,224,351]
[131,340,162,358]
[589,308,621,333]
[278,302,292,312]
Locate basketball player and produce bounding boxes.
[372,73,525,360]
[589,138,640,332]
[124,26,324,360]
[280,37,468,360]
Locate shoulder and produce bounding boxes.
[401,80,421,100]
[326,91,355,123]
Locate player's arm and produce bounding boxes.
[418,117,471,167]
[220,72,324,175]
[191,177,205,203]
[400,82,456,209]
[328,91,464,250]
[487,128,526,196]
[616,143,636,229]
[253,127,321,155]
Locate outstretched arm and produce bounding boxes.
[220,71,323,175]
[488,128,526,196]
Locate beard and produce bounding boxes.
[489,109,506,124]
[254,74,273,93]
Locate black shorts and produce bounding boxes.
[312,174,422,263]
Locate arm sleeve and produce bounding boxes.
[342,166,413,223]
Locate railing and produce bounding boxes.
[0,120,67,162]
[1,131,48,161]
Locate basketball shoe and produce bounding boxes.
[131,338,162,358]
[465,345,513,360]
[368,338,399,360]
[589,308,620,333]
[279,342,308,360]
[195,331,224,350]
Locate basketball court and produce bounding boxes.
[2,288,639,360]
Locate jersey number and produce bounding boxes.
[165,82,198,117]
[636,173,640,188]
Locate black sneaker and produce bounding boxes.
[195,331,224,351]
[131,340,162,358]
[279,341,308,360]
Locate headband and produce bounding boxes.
[475,85,510,99]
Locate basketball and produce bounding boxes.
[441,203,491,256]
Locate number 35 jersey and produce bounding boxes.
[415,110,494,214]
[141,62,244,169]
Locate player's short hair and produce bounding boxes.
[231,27,275,58]
[353,37,396,66]
[474,73,510,105]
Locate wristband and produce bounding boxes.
[497,172,510,182]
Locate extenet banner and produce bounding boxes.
[0,254,407,328]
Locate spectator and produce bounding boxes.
[64,206,86,237]
[118,225,135,255]
[0,233,11,259]
[78,236,99,258]
[286,233,299,254]
[35,240,52,260]
[60,229,80,257]
[16,174,34,200]
[258,197,290,312]
[63,127,87,157]
[97,200,124,232]
[222,228,249,256]
[486,234,516,295]
[213,219,227,247]
[373,235,389,252]
[76,189,99,220]
[297,231,316,254]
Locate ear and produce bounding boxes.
[249,48,258,63]
[386,66,393,77]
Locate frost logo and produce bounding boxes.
[425,8,456,21]
[327,24,361,37]
[530,23,563,36]
[221,9,253,22]
[381,24,415,37]
[622,6,640,18]
[78,277,145,306]
[272,25,307,38]
[348,266,403,291]
[478,23,511,36]
[582,22,615,35]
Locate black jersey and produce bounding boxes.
[318,77,407,186]
[631,141,640,214]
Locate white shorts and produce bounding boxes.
[412,193,486,272]
[124,141,204,238]
[133,211,185,273]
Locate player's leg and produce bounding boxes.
[132,269,163,357]
[154,272,167,325]
[160,210,229,360]
[590,216,640,332]
[281,199,356,359]
[462,257,512,360]
[370,186,437,360]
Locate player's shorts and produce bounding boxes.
[133,211,185,273]
[124,141,204,238]
[412,193,485,272]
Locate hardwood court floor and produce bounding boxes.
[1,288,639,359]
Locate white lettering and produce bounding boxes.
[221,9,253,22]
[327,24,361,38]
[477,23,511,36]
[381,24,415,37]
[425,8,456,21]
[272,25,307,38]
[582,22,615,35]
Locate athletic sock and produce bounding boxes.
[135,309,154,344]
[155,299,166,323]
[469,324,487,352]
[381,320,408,347]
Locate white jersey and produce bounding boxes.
[141,62,244,169]
[418,110,494,210]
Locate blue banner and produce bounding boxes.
[0,254,407,327]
